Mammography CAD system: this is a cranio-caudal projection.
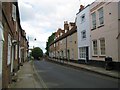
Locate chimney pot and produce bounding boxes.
[79,5,84,12]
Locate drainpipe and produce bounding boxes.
[66,37,67,63]
[116,33,120,39]
[17,30,20,70]
[55,42,56,60]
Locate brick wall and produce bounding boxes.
[2,2,16,88]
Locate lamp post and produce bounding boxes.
[33,38,36,49]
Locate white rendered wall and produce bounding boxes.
[76,6,91,60]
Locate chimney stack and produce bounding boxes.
[64,21,69,30]
[79,5,84,12]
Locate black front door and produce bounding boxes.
[86,47,89,62]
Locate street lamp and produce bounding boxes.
[34,38,36,41]
[33,38,36,49]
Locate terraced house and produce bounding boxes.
[49,21,78,61]
[90,1,120,69]
[0,1,28,88]
[49,1,120,71]
[76,5,91,63]
[20,29,29,65]
[55,28,65,59]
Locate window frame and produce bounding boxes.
[81,30,86,40]
[99,38,106,56]
[92,40,98,56]
[79,47,86,59]
[91,12,96,29]
[98,7,104,25]
[81,14,85,23]
[7,34,12,65]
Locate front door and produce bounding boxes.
[62,51,63,59]
[86,47,89,63]
[67,50,70,60]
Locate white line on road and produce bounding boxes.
[32,61,48,89]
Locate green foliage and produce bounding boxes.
[46,32,55,56]
[31,47,43,60]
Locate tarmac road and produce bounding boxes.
[34,59,119,88]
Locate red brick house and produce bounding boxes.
[20,29,28,64]
[1,2,28,88]
[2,2,16,88]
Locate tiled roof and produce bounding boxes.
[50,26,77,46]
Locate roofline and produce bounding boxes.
[49,26,77,46]
[76,4,90,15]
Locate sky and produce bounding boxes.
[18,0,95,53]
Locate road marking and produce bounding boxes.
[32,61,48,89]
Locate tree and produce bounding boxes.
[46,32,55,56]
[31,47,43,60]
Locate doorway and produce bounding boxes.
[86,47,89,63]
[67,50,70,60]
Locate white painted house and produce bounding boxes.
[76,5,91,62]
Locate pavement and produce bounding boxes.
[8,58,119,88]
[48,58,120,79]
[9,60,43,88]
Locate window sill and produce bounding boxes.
[81,20,85,24]
[92,55,98,57]
[80,58,86,59]
[99,55,106,58]
[97,24,104,28]
[81,38,86,41]
[91,28,96,31]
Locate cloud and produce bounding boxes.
[18,0,95,53]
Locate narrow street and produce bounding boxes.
[34,59,118,88]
